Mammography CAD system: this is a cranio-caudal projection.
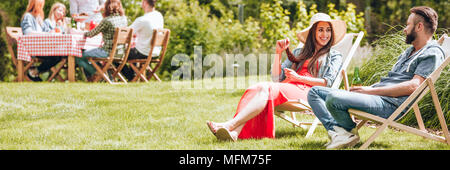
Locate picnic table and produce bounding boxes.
[16,31,102,82]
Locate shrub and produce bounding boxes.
[218,17,262,54]
[260,0,367,49]
[359,26,450,130]
[0,10,15,81]
[359,26,409,85]
[259,0,296,48]
[158,0,263,80]
[327,3,366,39]
[210,0,262,53]
[293,0,317,32]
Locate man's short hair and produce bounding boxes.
[410,6,438,34]
[145,0,157,7]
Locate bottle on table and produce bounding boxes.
[71,17,76,30]
[65,17,72,34]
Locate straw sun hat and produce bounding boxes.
[296,13,347,46]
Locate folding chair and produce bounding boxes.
[5,27,67,82]
[274,31,365,137]
[128,29,170,82]
[88,27,133,84]
[348,34,450,149]
[47,57,68,82]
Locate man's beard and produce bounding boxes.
[405,27,417,44]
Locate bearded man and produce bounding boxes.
[307,6,445,149]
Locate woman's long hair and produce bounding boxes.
[48,2,66,23]
[103,0,125,17]
[286,22,334,77]
[22,0,45,25]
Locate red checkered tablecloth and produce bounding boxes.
[17,33,102,62]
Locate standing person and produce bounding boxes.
[21,0,63,81]
[207,13,346,141]
[121,0,164,81]
[69,0,105,25]
[307,6,445,149]
[43,2,68,33]
[75,0,127,81]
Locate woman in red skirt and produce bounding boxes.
[207,13,347,141]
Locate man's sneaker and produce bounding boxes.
[324,130,337,147]
[326,126,360,150]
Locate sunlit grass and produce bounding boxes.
[0,76,449,150]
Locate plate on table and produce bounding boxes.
[74,16,89,22]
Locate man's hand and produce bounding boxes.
[350,75,425,97]
[350,86,375,95]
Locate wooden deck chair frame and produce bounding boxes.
[47,58,67,82]
[274,31,365,138]
[128,29,170,82]
[348,34,450,150]
[5,27,66,82]
[88,27,133,84]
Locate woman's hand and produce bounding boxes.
[276,38,290,54]
[284,68,302,83]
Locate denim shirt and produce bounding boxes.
[372,41,445,107]
[276,48,343,87]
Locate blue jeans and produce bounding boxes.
[307,86,398,132]
[76,48,109,77]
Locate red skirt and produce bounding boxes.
[234,82,311,139]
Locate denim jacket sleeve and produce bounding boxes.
[21,13,37,35]
[319,49,343,87]
[277,58,292,82]
[275,47,302,82]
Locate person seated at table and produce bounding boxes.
[120,0,164,81]
[206,13,346,141]
[21,0,63,81]
[76,0,127,81]
[43,2,68,34]
[70,0,105,27]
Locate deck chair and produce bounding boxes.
[274,31,364,137]
[348,34,450,149]
[88,27,133,84]
[5,27,66,82]
[128,29,170,82]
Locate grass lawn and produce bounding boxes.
[0,76,449,150]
